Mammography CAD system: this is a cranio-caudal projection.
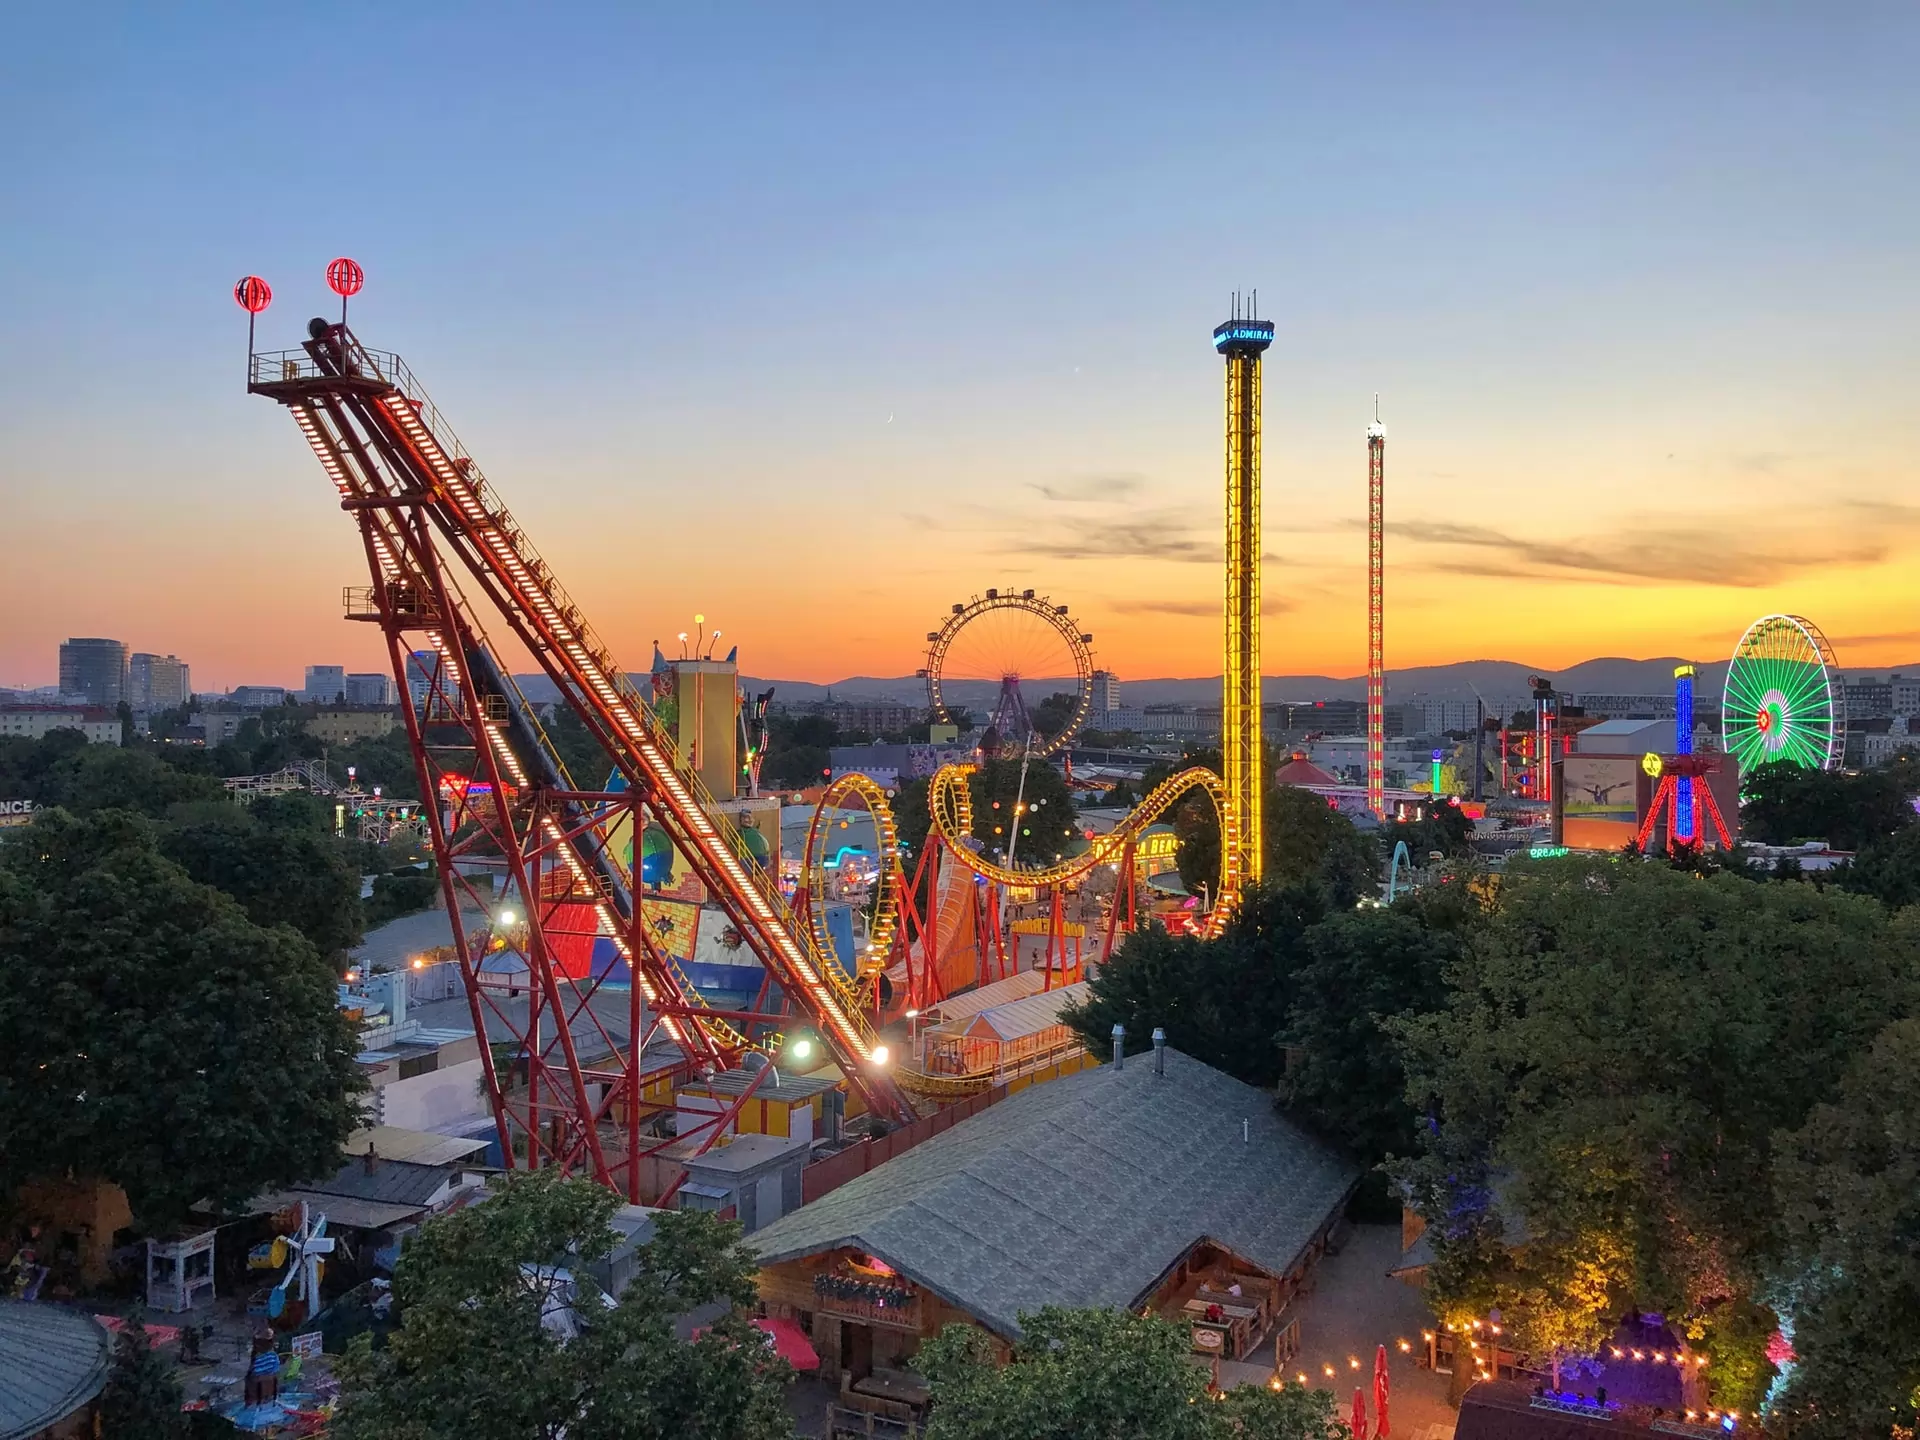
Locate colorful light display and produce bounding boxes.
[1722,614,1845,775]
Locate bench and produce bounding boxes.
[826,1402,921,1439]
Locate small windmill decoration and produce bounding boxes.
[249,1202,335,1324]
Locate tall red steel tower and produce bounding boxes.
[1366,398,1386,819]
[245,290,914,1199]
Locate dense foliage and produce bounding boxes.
[333,1171,792,1440]
[1740,756,1918,851]
[1150,743,1380,906]
[1770,1017,1920,1437]
[915,1305,1346,1440]
[100,1318,188,1440]
[0,809,364,1226]
[1066,881,1458,1174]
[1393,856,1920,1411]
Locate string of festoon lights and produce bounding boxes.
[1421,1318,1743,1430]
[1271,1336,1419,1390]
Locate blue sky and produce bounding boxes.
[3,4,1917,687]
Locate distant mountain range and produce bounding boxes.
[514,656,1919,711]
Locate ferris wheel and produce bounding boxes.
[1722,614,1847,774]
[921,589,1095,759]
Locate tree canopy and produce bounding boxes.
[0,808,365,1226]
[1739,756,1917,851]
[101,1317,188,1440]
[1065,882,1329,1088]
[1770,1016,1920,1438]
[1066,881,1459,1180]
[0,734,369,964]
[1393,855,1920,1410]
[915,1305,1346,1440]
[333,1170,792,1440]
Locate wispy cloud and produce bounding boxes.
[1826,628,1920,650]
[1385,513,1909,588]
[1027,474,1145,503]
[1007,510,1218,564]
[1110,596,1294,617]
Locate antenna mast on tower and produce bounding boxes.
[1367,397,1386,819]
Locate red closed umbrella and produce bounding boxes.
[1351,1387,1369,1437]
[1373,1344,1391,1437]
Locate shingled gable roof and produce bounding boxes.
[750,1048,1359,1338]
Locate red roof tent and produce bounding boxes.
[1272,752,1338,788]
[691,1316,820,1371]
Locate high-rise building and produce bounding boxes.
[304,665,347,703]
[1845,678,1894,721]
[129,653,191,711]
[1892,673,1920,718]
[345,672,394,706]
[58,638,128,708]
[1091,669,1121,716]
[406,650,442,710]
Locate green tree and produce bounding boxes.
[760,712,841,790]
[915,1305,1344,1440]
[1840,821,1920,909]
[1266,786,1379,907]
[544,705,615,789]
[1384,803,1472,861]
[161,810,365,961]
[333,1170,792,1440]
[1278,905,1459,1169]
[1770,1016,1920,1438]
[1394,857,1920,1410]
[100,1317,186,1440]
[0,809,365,1227]
[1064,882,1327,1087]
[366,868,441,928]
[27,740,228,817]
[327,726,423,800]
[1740,758,1916,851]
[1030,691,1080,740]
[968,757,1077,865]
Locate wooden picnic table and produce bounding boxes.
[853,1370,930,1408]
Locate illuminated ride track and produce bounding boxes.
[248,309,915,1197]
[798,761,1232,1097]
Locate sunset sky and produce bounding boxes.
[4,5,1918,692]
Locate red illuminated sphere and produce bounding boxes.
[327,257,365,298]
[233,275,272,313]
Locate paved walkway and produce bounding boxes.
[1220,1223,1455,1438]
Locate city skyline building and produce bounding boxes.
[345,672,394,706]
[129,652,190,711]
[305,664,347,703]
[58,637,128,708]
[1092,668,1121,716]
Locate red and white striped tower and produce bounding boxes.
[1366,398,1386,819]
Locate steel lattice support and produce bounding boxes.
[1214,309,1274,897]
[252,324,917,1175]
[1366,403,1386,819]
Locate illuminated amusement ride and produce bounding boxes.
[1721,614,1846,774]
[922,589,1094,758]
[242,265,1266,1191]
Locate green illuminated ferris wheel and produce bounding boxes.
[1722,614,1846,774]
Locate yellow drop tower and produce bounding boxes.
[1213,304,1274,897]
